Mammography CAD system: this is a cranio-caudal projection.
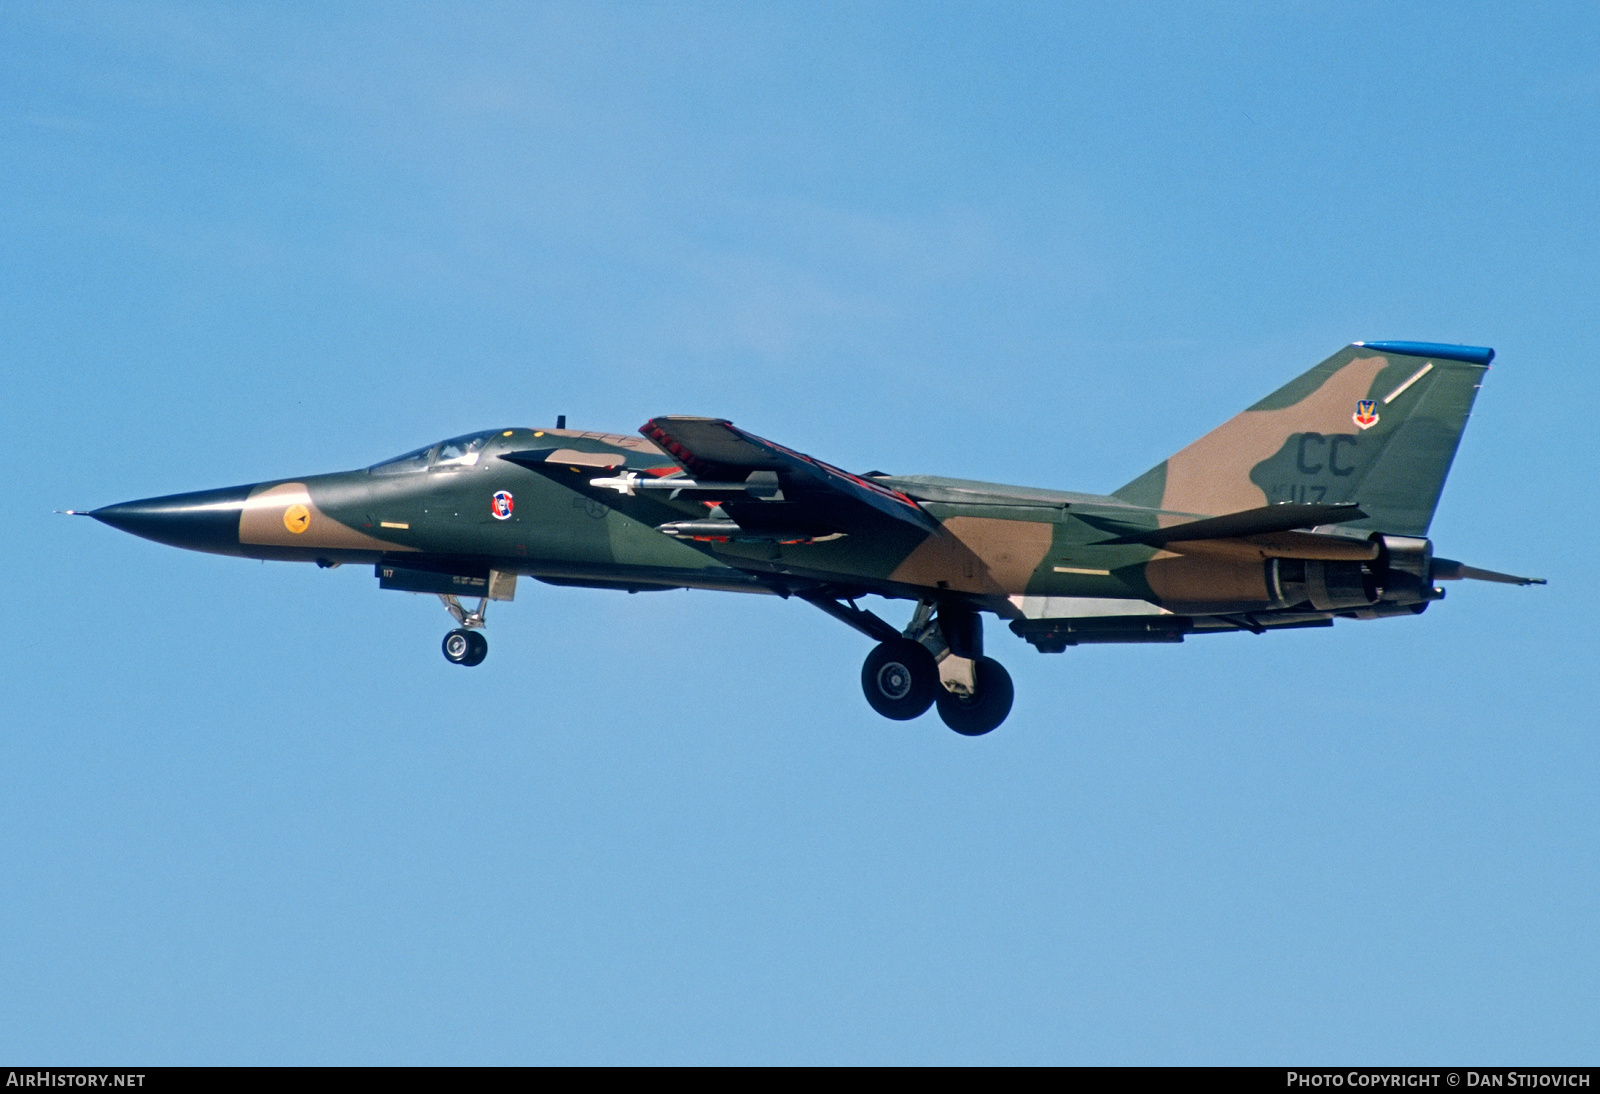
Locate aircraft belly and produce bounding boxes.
[1008,595,1173,619]
[519,559,771,594]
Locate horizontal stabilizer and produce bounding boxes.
[1433,558,1547,586]
[1095,502,1366,546]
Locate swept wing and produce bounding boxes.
[633,416,941,541]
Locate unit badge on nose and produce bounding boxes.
[490,490,515,520]
[1353,399,1380,430]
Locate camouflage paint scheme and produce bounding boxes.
[87,341,1540,682]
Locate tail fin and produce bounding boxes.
[1113,342,1492,536]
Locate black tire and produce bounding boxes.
[463,630,488,667]
[936,656,1014,736]
[861,639,939,720]
[442,628,475,665]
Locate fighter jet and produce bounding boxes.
[77,341,1542,735]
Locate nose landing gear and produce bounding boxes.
[443,627,488,666]
[438,593,489,667]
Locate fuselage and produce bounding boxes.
[88,421,1446,650]
[88,424,1217,610]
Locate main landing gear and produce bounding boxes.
[857,600,1014,736]
[438,593,489,667]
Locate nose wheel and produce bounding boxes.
[438,593,489,666]
[442,627,488,666]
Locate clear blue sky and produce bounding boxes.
[4,2,1596,1064]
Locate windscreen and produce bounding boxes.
[368,444,435,476]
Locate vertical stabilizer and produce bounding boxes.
[1113,342,1492,536]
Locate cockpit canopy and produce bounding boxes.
[368,430,512,475]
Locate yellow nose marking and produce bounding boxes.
[283,504,311,534]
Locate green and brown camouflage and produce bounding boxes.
[1113,341,1486,534]
[81,342,1542,734]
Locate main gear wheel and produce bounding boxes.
[860,638,939,720]
[935,656,1013,735]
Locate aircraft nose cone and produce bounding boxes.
[90,484,254,555]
